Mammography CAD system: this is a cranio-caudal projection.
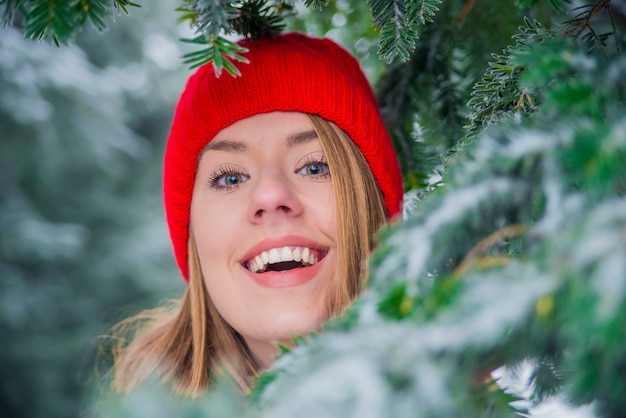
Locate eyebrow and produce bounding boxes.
[203,140,247,153]
[201,129,319,155]
[287,129,318,147]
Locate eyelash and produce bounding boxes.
[297,156,330,179]
[208,165,248,191]
[207,156,330,191]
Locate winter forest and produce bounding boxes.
[1,0,625,417]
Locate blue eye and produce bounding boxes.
[306,163,328,176]
[221,173,245,186]
[209,166,249,190]
[297,158,330,178]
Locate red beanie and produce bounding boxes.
[164,32,403,280]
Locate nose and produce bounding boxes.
[247,169,303,223]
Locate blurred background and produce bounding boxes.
[0,2,188,416]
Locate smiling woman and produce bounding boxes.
[192,112,338,372]
[109,32,403,395]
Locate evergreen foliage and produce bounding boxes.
[302,0,329,10]
[0,0,140,44]
[466,18,553,137]
[376,0,533,189]
[369,0,441,63]
[176,0,292,75]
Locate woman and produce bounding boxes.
[110,32,403,395]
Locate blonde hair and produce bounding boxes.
[108,115,388,395]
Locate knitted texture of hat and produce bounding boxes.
[164,32,403,280]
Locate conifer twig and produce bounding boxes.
[453,224,528,278]
[515,88,536,111]
[563,0,611,38]
[607,4,621,55]
[457,0,475,21]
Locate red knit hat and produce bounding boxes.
[164,32,403,280]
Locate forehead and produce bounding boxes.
[207,111,316,149]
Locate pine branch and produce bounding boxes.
[466,18,553,137]
[378,11,416,63]
[377,5,481,192]
[75,0,108,31]
[231,0,285,40]
[2,0,140,44]
[529,359,563,403]
[23,0,77,45]
[177,0,238,37]
[302,0,328,10]
[113,0,140,14]
[177,0,290,77]
[0,0,22,26]
[367,0,441,63]
[181,34,249,76]
[467,0,623,139]
[409,0,440,25]
[562,0,612,40]
[377,55,424,179]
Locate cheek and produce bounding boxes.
[190,201,241,321]
[314,185,336,237]
[189,192,238,268]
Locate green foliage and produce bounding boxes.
[231,0,286,39]
[114,0,140,13]
[168,0,443,75]
[0,0,140,45]
[372,0,441,63]
[302,0,328,10]
[376,1,535,190]
[176,0,239,33]
[466,18,554,137]
[0,0,19,25]
[181,33,249,74]
[563,0,619,54]
[176,0,290,76]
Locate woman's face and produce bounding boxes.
[190,111,336,368]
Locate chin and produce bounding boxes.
[261,309,328,342]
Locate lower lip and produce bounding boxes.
[241,256,327,289]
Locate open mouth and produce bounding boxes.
[243,246,327,273]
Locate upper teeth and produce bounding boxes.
[247,246,319,273]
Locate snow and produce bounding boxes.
[261,324,458,418]
[422,264,557,350]
[572,199,626,319]
[261,255,558,418]
[378,177,519,284]
[505,131,558,159]
[528,398,598,418]
[494,362,599,418]
[265,354,388,418]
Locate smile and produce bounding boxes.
[244,246,327,273]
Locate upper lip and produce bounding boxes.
[239,235,330,266]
